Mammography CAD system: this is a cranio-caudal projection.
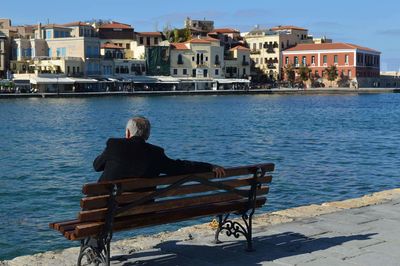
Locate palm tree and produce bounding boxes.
[325,65,338,87]
[284,64,296,87]
[298,66,311,87]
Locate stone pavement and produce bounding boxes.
[108,196,400,266]
[2,189,400,266]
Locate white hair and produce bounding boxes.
[126,116,151,140]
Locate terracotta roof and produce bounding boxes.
[99,21,132,29]
[137,32,162,37]
[171,43,190,50]
[209,28,240,34]
[271,25,307,31]
[43,24,68,29]
[101,42,124,49]
[230,45,250,51]
[186,38,211,44]
[62,21,91,27]
[284,42,380,53]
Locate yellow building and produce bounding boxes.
[170,37,224,79]
[244,26,310,80]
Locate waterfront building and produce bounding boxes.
[224,45,251,79]
[170,37,224,79]
[97,21,135,59]
[0,32,7,78]
[207,28,243,50]
[184,17,214,37]
[244,25,311,81]
[281,42,381,88]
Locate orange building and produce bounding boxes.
[282,43,380,85]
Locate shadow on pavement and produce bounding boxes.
[114,231,377,265]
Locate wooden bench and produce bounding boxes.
[50,163,274,266]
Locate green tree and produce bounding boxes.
[325,65,338,87]
[298,66,311,83]
[284,64,296,86]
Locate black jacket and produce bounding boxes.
[94,137,213,182]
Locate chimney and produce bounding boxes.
[38,23,42,39]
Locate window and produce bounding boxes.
[281,42,284,49]
[126,43,130,49]
[259,43,262,49]
[215,69,219,75]
[243,68,246,75]
[177,54,183,64]
[294,56,299,66]
[192,69,196,77]
[139,37,143,45]
[323,55,327,64]
[215,55,220,65]
[315,70,319,77]
[334,55,338,64]
[67,66,70,74]
[46,30,52,39]
[348,70,352,77]
[173,69,177,75]
[311,56,315,64]
[183,69,187,75]
[154,37,158,45]
[146,37,151,46]
[192,56,195,61]
[345,54,349,64]
[48,48,52,57]
[252,43,256,50]
[256,58,259,64]
[302,56,306,66]
[285,57,289,65]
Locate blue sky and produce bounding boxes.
[3,0,400,70]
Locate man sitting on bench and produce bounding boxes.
[94,116,225,182]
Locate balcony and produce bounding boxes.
[267,64,276,69]
[266,47,275,54]
[250,50,260,55]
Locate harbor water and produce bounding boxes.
[1,93,400,260]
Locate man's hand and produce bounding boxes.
[212,165,226,178]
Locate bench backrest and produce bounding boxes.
[65,163,274,240]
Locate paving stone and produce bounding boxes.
[344,251,400,266]
[295,256,359,266]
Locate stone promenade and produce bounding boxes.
[2,189,399,266]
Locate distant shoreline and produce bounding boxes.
[0,87,399,99]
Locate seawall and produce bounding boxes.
[1,87,399,99]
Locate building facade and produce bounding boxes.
[282,43,381,87]
[170,37,224,79]
[244,26,310,80]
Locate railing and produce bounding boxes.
[250,50,260,55]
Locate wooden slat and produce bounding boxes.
[78,187,269,223]
[80,175,272,210]
[82,163,275,196]
[70,198,266,240]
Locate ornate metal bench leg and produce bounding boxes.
[214,214,223,244]
[244,213,254,252]
[77,236,111,266]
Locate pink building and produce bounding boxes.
[282,43,380,86]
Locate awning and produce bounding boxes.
[30,77,74,85]
[214,78,250,84]
[67,77,98,84]
[156,76,180,84]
